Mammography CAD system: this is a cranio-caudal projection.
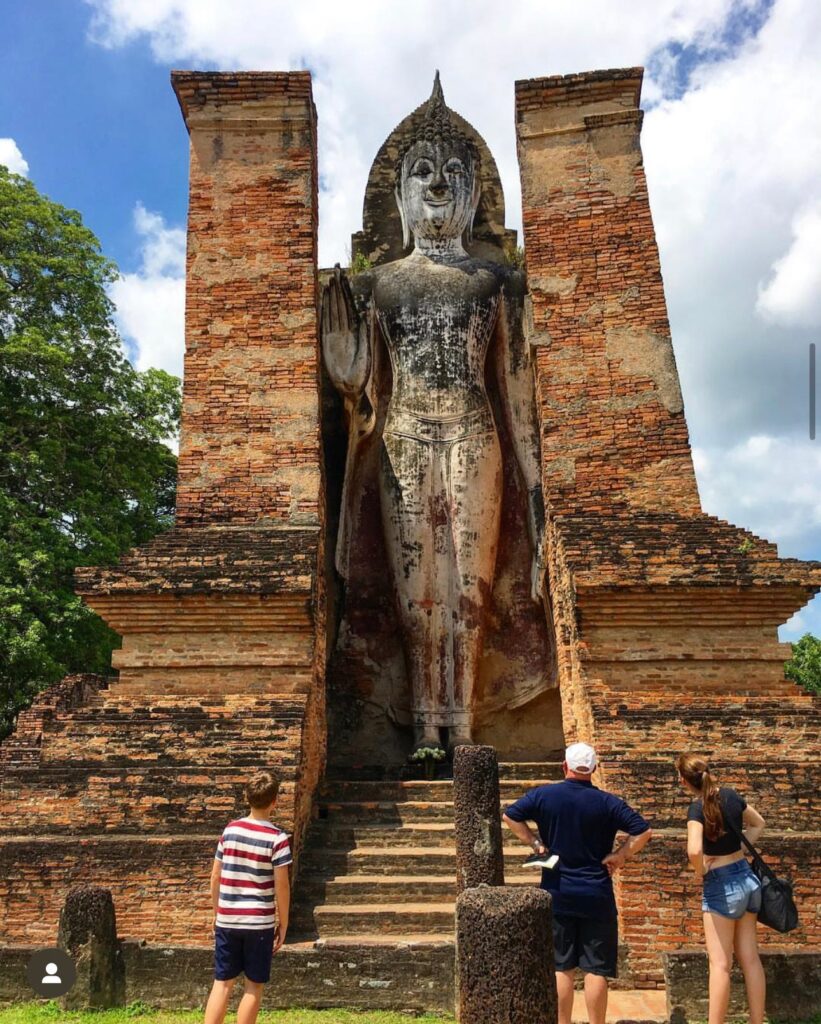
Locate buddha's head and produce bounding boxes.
[396,73,481,249]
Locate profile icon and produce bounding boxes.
[42,962,62,985]
[26,948,76,997]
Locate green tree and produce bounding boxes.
[785,633,821,695]
[0,165,180,738]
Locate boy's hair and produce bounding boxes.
[245,771,280,809]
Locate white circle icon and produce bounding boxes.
[26,948,76,997]
[42,962,62,984]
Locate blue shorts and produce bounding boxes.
[702,859,762,919]
[214,926,276,983]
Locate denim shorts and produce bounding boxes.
[702,859,762,919]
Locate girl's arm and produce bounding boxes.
[743,804,765,846]
[686,819,706,876]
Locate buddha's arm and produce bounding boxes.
[321,266,371,399]
[493,276,545,602]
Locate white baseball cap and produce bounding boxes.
[565,742,597,774]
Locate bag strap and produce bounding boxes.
[724,817,780,884]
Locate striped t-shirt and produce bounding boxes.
[215,817,293,930]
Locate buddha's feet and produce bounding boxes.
[447,728,475,759]
[410,727,443,759]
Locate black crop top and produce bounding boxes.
[687,786,747,856]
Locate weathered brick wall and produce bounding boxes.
[516,69,700,517]
[519,68,821,989]
[0,684,312,946]
[0,72,328,955]
[171,71,320,526]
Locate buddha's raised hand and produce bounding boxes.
[321,265,370,398]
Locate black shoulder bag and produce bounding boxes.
[726,821,799,933]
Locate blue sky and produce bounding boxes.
[0,0,188,273]
[2,0,820,638]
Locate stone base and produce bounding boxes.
[664,950,821,1022]
[0,941,455,1013]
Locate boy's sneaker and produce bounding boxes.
[523,851,559,870]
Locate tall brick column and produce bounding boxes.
[515,68,821,988]
[0,72,331,948]
[517,68,699,517]
[172,71,320,526]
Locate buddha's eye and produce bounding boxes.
[445,160,464,175]
[412,161,433,177]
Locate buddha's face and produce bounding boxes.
[398,139,479,243]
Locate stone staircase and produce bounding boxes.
[290,760,563,943]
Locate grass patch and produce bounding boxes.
[0,1005,454,1024]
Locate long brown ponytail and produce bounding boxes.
[676,753,724,842]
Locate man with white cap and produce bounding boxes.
[503,742,652,1024]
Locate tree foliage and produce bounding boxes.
[785,633,821,695]
[0,165,181,738]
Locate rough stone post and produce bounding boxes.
[453,744,504,892]
[456,886,556,1023]
[58,886,125,1009]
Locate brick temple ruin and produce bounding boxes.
[1,67,820,1011]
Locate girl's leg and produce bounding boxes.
[703,911,736,1024]
[734,912,765,1024]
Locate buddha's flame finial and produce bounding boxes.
[422,70,455,137]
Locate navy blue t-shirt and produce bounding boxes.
[505,778,650,919]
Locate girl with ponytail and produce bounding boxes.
[676,753,767,1024]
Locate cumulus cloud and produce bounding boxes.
[756,199,821,327]
[0,138,29,176]
[694,434,821,554]
[86,0,744,266]
[109,203,186,377]
[693,433,821,639]
[87,0,821,634]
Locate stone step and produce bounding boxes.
[320,775,562,803]
[316,798,548,824]
[324,759,563,783]
[297,873,537,905]
[306,821,456,848]
[307,818,545,849]
[300,845,544,876]
[302,901,456,936]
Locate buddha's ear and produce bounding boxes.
[466,176,482,245]
[395,185,410,249]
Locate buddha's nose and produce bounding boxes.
[429,166,448,196]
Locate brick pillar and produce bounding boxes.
[171,71,320,526]
[516,68,700,517]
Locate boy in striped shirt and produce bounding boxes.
[204,771,292,1024]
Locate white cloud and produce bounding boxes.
[109,202,186,377]
[87,0,821,635]
[0,138,29,176]
[86,0,742,265]
[782,597,821,642]
[694,434,821,550]
[756,199,821,327]
[693,432,821,641]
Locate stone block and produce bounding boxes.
[456,886,556,1023]
[664,950,821,1022]
[453,744,504,892]
[57,887,124,1008]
